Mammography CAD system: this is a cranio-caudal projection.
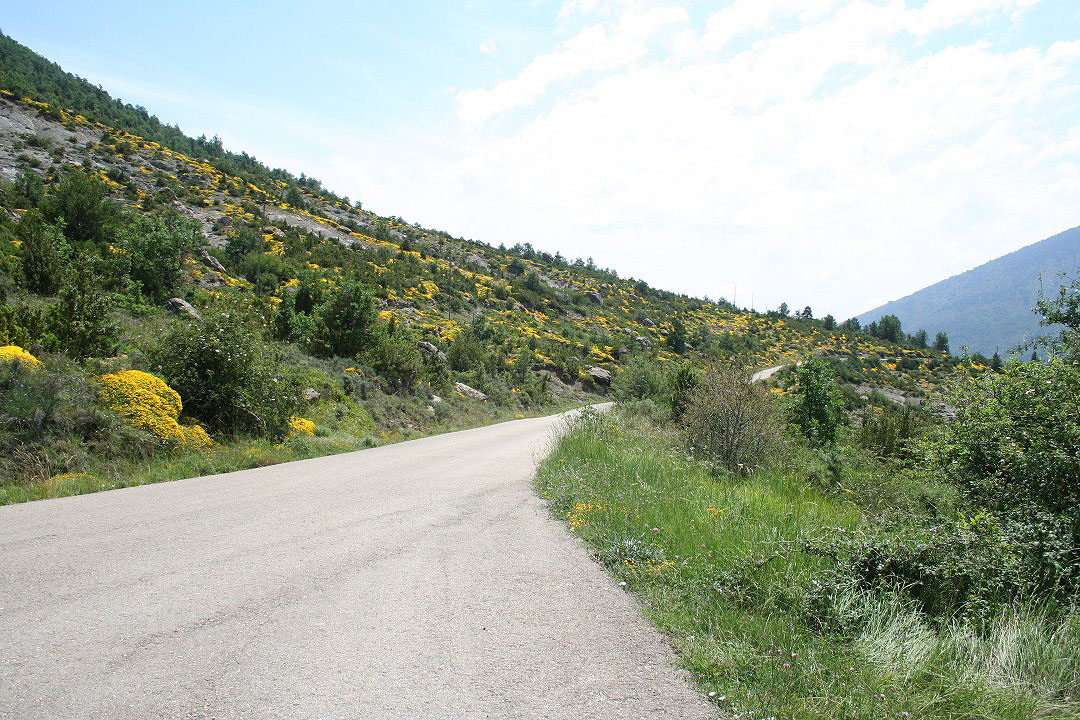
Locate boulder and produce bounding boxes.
[165,297,201,319]
[418,340,448,363]
[200,249,227,275]
[586,366,612,386]
[635,336,653,349]
[302,387,321,402]
[454,382,488,401]
[585,290,603,304]
[641,317,656,328]
[431,394,443,405]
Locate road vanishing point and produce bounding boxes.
[1,408,713,719]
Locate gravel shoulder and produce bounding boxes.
[0,408,713,719]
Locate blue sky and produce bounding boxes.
[4,0,1079,318]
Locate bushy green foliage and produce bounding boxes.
[51,262,117,360]
[611,355,665,402]
[153,307,300,437]
[17,209,68,294]
[40,168,118,249]
[856,405,923,460]
[867,314,903,343]
[665,316,686,354]
[0,300,53,349]
[933,358,1079,599]
[664,360,698,420]
[114,211,201,302]
[788,357,845,447]
[307,278,376,358]
[1033,270,1080,361]
[367,326,421,392]
[9,168,43,208]
[682,364,782,474]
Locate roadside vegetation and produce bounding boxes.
[537,288,1080,719]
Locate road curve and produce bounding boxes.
[0,408,713,720]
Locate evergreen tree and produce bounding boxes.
[666,316,687,354]
[17,209,68,294]
[934,331,950,355]
[51,260,117,359]
[875,314,903,343]
[41,168,119,249]
[309,279,377,358]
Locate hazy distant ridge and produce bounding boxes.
[857,226,1080,356]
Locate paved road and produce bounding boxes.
[0,409,713,719]
[751,362,801,382]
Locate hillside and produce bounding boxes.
[0,32,977,498]
[857,226,1080,357]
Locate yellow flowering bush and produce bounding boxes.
[98,370,212,449]
[0,345,41,368]
[288,416,316,437]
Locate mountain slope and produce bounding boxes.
[857,226,1080,356]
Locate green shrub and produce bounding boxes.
[40,168,119,249]
[307,278,377,358]
[114,211,201,302]
[611,355,665,402]
[153,306,300,438]
[367,326,421,393]
[17,209,69,295]
[682,364,782,474]
[0,300,55,349]
[788,357,845,447]
[933,358,1080,598]
[664,361,699,420]
[856,404,923,460]
[50,261,118,360]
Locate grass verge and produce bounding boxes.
[534,407,1078,720]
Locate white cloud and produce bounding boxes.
[479,37,498,55]
[436,0,1078,317]
[456,4,688,122]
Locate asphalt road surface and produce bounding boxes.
[0,408,713,719]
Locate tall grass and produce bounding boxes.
[535,408,1078,719]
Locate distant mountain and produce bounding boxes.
[857,227,1080,357]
